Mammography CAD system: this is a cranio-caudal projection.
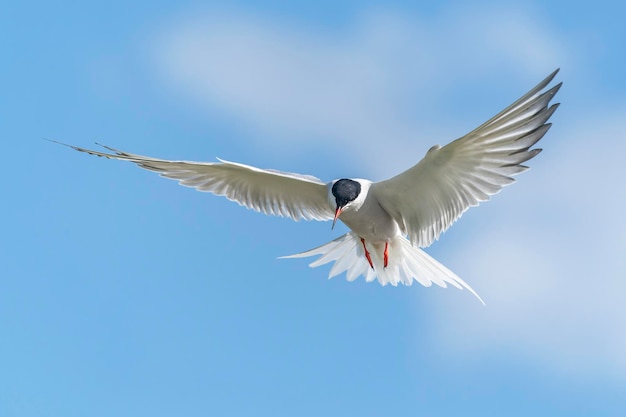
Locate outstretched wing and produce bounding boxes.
[53,142,334,221]
[371,69,562,247]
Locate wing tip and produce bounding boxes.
[549,67,560,78]
[46,138,116,159]
[543,68,560,86]
[528,68,562,100]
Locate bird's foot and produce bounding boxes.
[360,238,374,269]
[383,241,389,268]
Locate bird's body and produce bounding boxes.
[52,70,562,304]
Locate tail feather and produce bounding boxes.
[280,232,485,305]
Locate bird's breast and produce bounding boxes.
[339,199,399,242]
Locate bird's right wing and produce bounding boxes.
[52,141,334,222]
[371,70,561,247]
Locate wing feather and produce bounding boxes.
[52,141,334,221]
[371,70,562,247]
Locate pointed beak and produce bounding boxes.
[332,206,342,230]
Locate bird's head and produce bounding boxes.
[329,178,362,229]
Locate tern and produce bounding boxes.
[52,70,561,304]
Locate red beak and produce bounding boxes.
[332,207,342,230]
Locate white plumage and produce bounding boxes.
[52,70,562,304]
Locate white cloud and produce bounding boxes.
[153,7,568,178]
[151,7,624,379]
[436,110,626,378]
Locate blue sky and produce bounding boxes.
[2,1,625,416]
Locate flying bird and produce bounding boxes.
[52,70,562,304]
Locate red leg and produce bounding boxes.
[360,238,374,269]
[383,241,389,268]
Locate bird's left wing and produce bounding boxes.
[370,69,562,247]
[52,142,334,221]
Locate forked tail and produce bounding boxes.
[281,232,484,305]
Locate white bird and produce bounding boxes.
[52,70,561,304]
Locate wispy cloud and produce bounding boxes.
[151,7,624,379]
[153,7,567,178]
[436,109,626,378]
